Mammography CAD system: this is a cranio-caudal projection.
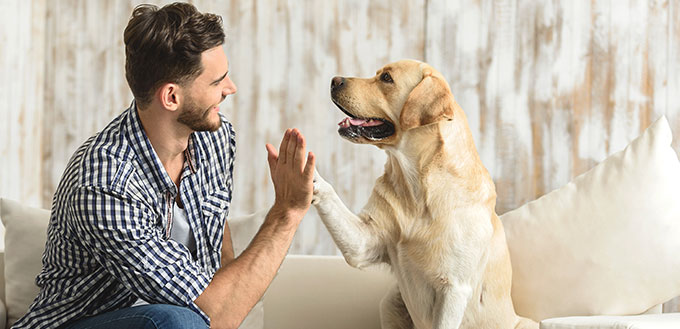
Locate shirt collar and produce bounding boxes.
[184,133,199,174]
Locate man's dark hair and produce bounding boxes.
[124,2,225,106]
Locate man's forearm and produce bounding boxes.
[194,205,301,329]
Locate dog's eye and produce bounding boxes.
[380,72,393,83]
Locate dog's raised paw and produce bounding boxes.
[312,171,331,205]
[312,182,323,205]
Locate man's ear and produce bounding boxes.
[158,83,181,112]
[399,70,454,131]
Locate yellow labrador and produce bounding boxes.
[312,60,537,329]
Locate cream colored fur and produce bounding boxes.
[313,60,537,329]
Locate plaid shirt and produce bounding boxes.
[14,102,235,328]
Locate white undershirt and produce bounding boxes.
[133,201,196,306]
[170,201,197,256]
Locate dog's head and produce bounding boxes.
[330,60,455,145]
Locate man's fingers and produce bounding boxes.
[265,143,278,160]
[265,144,278,177]
[279,129,291,164]
[293,131,306,170]
[286,129,298,166]
[303,152,316,180]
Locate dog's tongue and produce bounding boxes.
[362,119,384,127]
[338,117,385,128]
[339,117,383,127]
[349,118,367,125]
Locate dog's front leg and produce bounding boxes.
[312,171,381,268]
[431,214,492,329]
[432,281,473,329]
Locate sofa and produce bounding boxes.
[2,116,680,329]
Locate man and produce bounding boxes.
[14,3,315,329]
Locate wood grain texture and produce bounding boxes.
[41,0,162,206]
[427,0,680,214]
[1,0,679,262]
[0,0,46,207]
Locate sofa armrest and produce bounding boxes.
[0,252,5,329]
[642,303,663,314]
[539,313,680,329]
[0,252,5,303]
[0,298,6,329]
[263,255,395,329]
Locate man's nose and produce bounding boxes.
[331,76,345,92]
[223,76,237,96]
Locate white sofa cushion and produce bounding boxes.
[501,116,680,321]
[540,313,680,329]
[0,198,49,326]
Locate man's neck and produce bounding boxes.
[136,101,191,172]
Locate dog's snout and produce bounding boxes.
[331,76,345,91]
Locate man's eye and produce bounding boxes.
[381,72,393,83]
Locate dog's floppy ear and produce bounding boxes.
[399,69,454,131]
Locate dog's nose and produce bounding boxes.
[331,76,345,91]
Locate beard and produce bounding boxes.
[177,94,222,132]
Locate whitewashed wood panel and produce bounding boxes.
[427,0,680,214]
[41,0,176,206]
[2,0,680,260]
[671,0,680,153]
[0,0,46,210]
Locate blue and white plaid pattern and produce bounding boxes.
[14,102,236,328]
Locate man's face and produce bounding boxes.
[177,45,237,132]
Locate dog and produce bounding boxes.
[311,60,538,329]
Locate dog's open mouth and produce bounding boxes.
[333,100,395,140]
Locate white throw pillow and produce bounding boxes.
[0,198,49,326]
[500,116,680,321]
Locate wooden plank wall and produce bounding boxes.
[428,0,680,212]
[1,0,679,264]
[0,0,46,207]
